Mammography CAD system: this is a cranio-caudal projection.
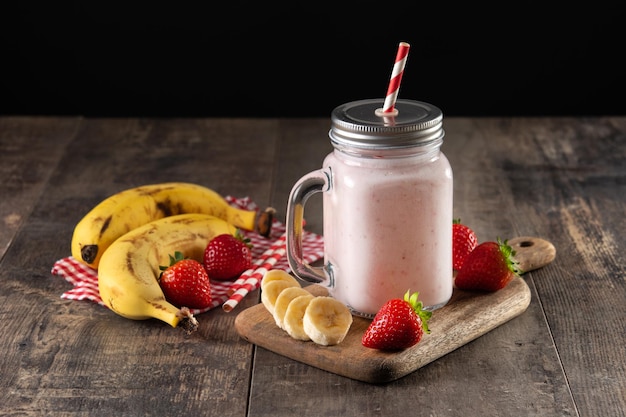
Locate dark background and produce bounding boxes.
[2,3,625,118]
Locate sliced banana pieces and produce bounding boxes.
[261,269,301,291]
[260,270,353,346]
[283,294,315,341]
[261,280,300,315]
[273,287,311,329]
[302,297,353,346]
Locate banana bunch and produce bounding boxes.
[261,270,353,346]
[71,182,273,269]
[97,213,237,332]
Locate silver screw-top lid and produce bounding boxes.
[330,99,444,150]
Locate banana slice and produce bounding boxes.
[261,279,300,315]
[273,287,311,329]
[303,296,353,346]
[283,294,315,341]
[260,269,301,293]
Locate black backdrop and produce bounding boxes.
[3,3,625,118]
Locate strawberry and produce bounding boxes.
[453,218,478,271]
[158,251,212,309]
[455,238,521,292]
[203,231,253,281]
[362,290,432,351]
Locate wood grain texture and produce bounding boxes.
[509,236,557,273]
[0,117,80,258]
[0,116,624,416]
[0,118,277,416]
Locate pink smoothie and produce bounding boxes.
[322,147,453,317]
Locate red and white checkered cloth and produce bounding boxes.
[51,196,324,314]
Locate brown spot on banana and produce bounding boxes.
[125,250,136,277]
[98,215,112,238]
[156,200,174,217]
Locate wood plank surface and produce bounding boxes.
[0,116,624,417]
[252,117,625,417]
[443,118,626,416]
[0,117,80,257]
[0,118,279,416]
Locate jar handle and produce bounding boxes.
[286,168,331,285]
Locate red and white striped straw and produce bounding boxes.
[222,232,287,312]
[381,42,410,115]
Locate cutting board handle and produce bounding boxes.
[508,236,556,273]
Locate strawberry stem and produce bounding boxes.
[404,290,432,334]
[158,251,186,280]
[235,229,253,249]
[497,237,523,275]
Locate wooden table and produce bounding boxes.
[1,116,624,416]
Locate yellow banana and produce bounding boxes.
[97,213,237,332]
[71,182,273,269]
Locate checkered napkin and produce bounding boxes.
[51,196,324,314]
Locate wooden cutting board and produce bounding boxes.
[235,236,556,384]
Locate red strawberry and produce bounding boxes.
[159,251,212,309]
[362,290,432,351]
[203,231,253,281]
[453,218,478,270]
[455,238,521,292]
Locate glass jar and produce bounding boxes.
[286,99,453,318]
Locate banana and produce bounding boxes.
[71,182,274,269]
[302,296,353,346]
[260,269,353,345]
[97,213,237,332]
[260,279,300,315]
[272,286,311,329]
[282,294,315,341]
[260,269,301,292]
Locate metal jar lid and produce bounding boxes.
[329,99,444,150]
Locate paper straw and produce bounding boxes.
[380,42,410,115]
[222,232,287,312]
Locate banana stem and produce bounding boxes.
[256,207,276,237]
[149,302,198,334]
[176,307,199,335]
